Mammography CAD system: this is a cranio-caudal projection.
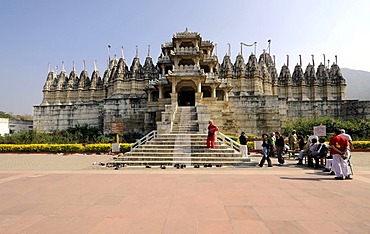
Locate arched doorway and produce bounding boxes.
[177,80,197,106]
[179,89,195,106]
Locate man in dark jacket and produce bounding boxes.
[275,132,285,166]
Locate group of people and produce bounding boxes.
[207,120,353,180]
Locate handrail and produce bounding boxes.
[217,132,241,152]
[129,130,157,151]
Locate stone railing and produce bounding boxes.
[174,47,199,55]
[157,56,171,63]
[217,132,241,152]
[129,130,157,151]
[203,55,217,62]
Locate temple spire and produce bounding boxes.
[94,60,97,71]
[335,55,338,65]
[72,61,75,71]
[311,54,315,67]
[108,45,111,62]
[83,60,86,71]
[147,45,151,57]
[323,54,326,67]
[299,55,302,67]
[120,46,125,59]
[47,62,51,73]
[227,43,231,57]
[62,61,65,72]
[286,55,289,67]
[135,45,138,58]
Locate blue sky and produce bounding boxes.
[0,0,369,115]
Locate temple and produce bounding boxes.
[33,29,370,135]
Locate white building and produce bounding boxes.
[0,118,10,136]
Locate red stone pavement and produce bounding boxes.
[0,153,369,233]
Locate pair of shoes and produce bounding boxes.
[268,165,273,167]
[278,163,284,166]
[194,164,200,168]
[345,175,353,180]
[160,165,166,169]
[215,164,222,167]
[329,171,335,175]
[297,162,303,165]
[258,164,263,167]
[145,165,151,168]
[204,164,212,168]
[323,168,330,172]
[334,176,344,180]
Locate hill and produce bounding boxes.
[342,68,370,101]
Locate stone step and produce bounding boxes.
[106,159,254,167]
[131,148,236,153]
[124,152,243,158]
[139,144,230,149]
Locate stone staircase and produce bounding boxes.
[109,106,254,167]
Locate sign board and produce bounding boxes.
[313,125,326,137]
[254,141,263,150]
[112,143,120,153]
[111,121,124,134]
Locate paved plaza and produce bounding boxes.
[0,152,369,233]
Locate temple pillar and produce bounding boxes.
[195,92,203,104]
[158,86,163,99]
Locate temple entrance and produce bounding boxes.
[178,90,195,106]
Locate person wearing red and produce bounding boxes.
[329,128,352,180]
[206,120,219,149]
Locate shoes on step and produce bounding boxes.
[334,176,344,180]
[345,175,353,180]
[329,171,335,175]
[268,165,273,167]
[323,168,330,172]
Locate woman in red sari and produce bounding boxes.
[207,120,219,149]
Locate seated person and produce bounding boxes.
[308,138,328,168]
[297,138,318,165]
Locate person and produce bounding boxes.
[340,129,353,175]
[206,120,219,149]
[269,132,276,157]
[275,132,285,166]
[239,132,248,158]
[288,130,297,151]
[329,128,351,180]
[297,138,318,165]
[259,133,273,167]
[309,138,328,169]
[297,133,305,151]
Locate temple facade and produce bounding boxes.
[33,29,370,135]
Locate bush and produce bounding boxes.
[0,143,133,154]
[284,117,370,141]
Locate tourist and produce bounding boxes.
[309,138,328,169]
[239,132,248,158]
[329,129,351,180]
[340,129,353,175]
[269,132,276,157]
[259,133,273,167]
[297,133,305,151]
[275,132,285,165]
[297,138,318,165]
[288,130,297,151]
[206,120,219,149]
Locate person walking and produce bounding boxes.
[239,132,248,158]
[259,133,273,167]
[275,132,285,166]
[288,130,297,151]
[206,120,219,149]
[329,129,351,180]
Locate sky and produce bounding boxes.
[0,0,369,115]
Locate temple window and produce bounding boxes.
[179,59,195,66]
[180,41,194,48]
